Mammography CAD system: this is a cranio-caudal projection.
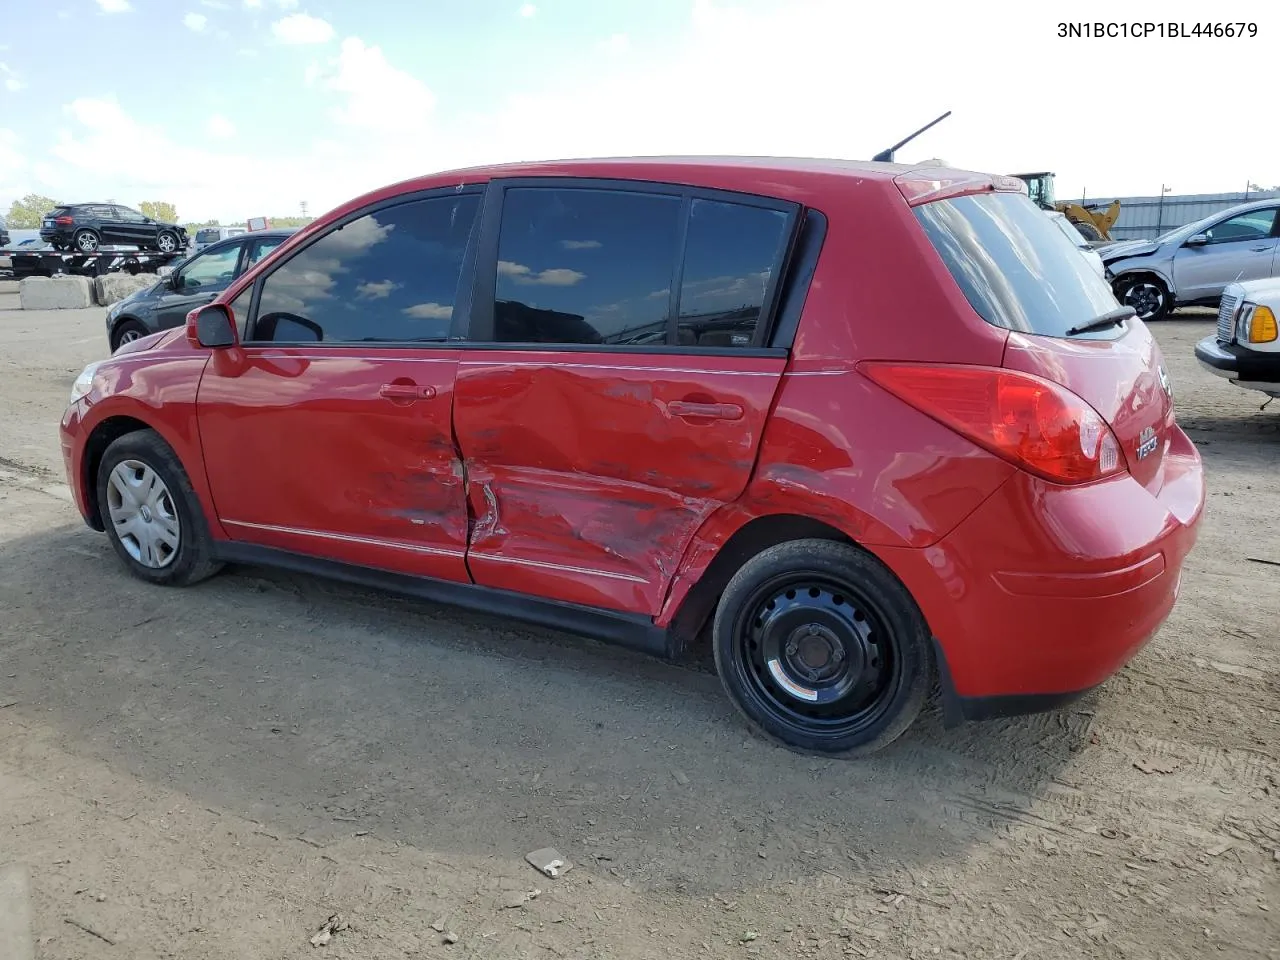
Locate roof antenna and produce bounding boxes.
[872,110,952,163]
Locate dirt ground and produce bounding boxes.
[0,293,1276,960]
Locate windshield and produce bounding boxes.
[914,192,1119,338]
[196,229,220,242]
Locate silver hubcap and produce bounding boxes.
[106,459,181,568]
[77,232,98,252]
[158,234,175,252]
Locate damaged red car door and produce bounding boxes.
[197,191,482,581]
[453,182,797,615]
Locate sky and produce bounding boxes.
[0,0,1274,224]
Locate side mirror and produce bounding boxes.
[1186,233,1210,247]
[188,304,237,349]
[166,272,182,290]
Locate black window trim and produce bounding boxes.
[238,184,488,347]
[462,175,803,358]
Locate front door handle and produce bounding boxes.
[666,400,744,421]
[379,382,436,400]
[1249,245,1272,252]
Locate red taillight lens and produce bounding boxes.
[55,216,74,225]
[861,362,1125,484]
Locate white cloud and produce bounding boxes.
[561,239,601,250]
[598,33,629,54]
[498,261,586,286]
[357,279,399,299]
[184,12,208,31]
[309,37,435,132]
[272,13,334,44]
[206,114,236,138]
[518,3,536,16]
[402,302,453,320]
[95,0,132,11]
[200,0,229,8]
[0,62,24,93]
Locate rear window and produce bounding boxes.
[914,191,1118,337]
[196,229,220,243]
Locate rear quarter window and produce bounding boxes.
[914,192,1118,338]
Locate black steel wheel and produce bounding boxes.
[713,539,933,757]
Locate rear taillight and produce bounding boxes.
[861,362,1125,484]
[55,216,74,225]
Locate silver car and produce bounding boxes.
[1101,198,1280,321]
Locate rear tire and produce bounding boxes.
[96,429,223,587]
[74,228,100,253]
[712,539,933,757]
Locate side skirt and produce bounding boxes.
[213,542,675,658]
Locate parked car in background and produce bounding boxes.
[194,225,248,252]
[39,203,188,255]
[1102,198,1280,321]
[0,216,9,248]
[105,228,296,350]
[1048,210,1105,279]
[1195,277,1280,400]
[61,156,1204,757]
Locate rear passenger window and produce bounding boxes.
[249,194,479,343]
[677,199,789,348]
[493,188,682,345]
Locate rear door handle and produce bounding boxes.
[666,400,744,421]
[379,383,436,400]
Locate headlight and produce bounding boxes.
[69,362,102,405]
[1240,303,1278,344]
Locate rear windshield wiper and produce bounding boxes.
[1065,306,1135,337]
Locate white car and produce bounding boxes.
[1195,277,1280,399]
[1048,211,1105,280]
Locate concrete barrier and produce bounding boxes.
[94,273,156,306]
[18,276,93,310]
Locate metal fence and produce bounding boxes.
[1064,190,1280,240]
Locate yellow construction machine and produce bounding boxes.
[1012,171,1120,242]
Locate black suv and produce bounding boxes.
[39,203,188,255]
[0,216,10,248]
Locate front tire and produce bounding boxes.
[712,539,933,757]
[96,430,223,587]
[111,319,149,351]
[154,230,179,254]
[1114,275,1172,322]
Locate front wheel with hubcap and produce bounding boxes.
[111,319,148,351]
[1114,276,1171,322]
[155,230,179,254]
[712,539,933,757]
[96,429,223,587]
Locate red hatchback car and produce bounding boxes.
[60,157,1206,756]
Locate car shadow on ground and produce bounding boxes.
[1,520,1098,895]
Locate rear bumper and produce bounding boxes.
[875,424,1205,710]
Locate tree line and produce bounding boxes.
[4,193,313,231]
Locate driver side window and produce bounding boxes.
[1205,209,1277,244]
[177,244,242,290]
